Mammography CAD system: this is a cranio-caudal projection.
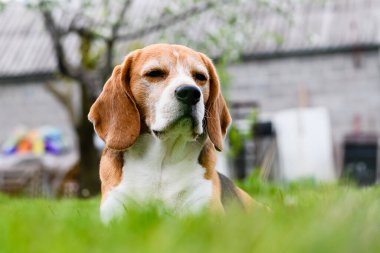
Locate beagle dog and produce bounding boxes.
[88,44,253,223]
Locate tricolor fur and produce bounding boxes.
[88,44,253,223]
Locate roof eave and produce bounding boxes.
[0,72,57,84]
[240,43,380,62]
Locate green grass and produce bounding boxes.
[1,177,380,253]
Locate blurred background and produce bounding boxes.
[0,0,379,197]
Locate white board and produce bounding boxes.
[272,107,336,182]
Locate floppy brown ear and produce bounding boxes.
[88,52,140,151]
[200,53,232,151]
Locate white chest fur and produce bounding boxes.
[100,133,212,224]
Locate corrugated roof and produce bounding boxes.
[1,0,380,77]
[244,0,380,55]
[0,4,56,77]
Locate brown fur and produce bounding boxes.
[200,53,232,152]
[99,148,123,203]
[88,53,141,151]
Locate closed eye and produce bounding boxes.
[194,72,207,82]
[144,69,167,78]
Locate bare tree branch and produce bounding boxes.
[112,0,132,36]
[103,0,132,78]
[55,1,217,45]
[40,7,101,91]
[116,1,216,41]
[68,25,109,41]
[41,9,80,80]
[65,0,130,42]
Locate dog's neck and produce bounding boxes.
[124,132,206,169]
[111,132,212,213]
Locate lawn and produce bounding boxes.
[1,176,380,253]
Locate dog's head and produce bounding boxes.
[88,44,231,152]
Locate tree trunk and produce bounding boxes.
[77,82,101,196]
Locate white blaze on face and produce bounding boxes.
[150,53,205,136]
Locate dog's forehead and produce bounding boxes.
[135,44,205,71]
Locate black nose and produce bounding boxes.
[175,85,201,105]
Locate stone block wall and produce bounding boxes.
[228,51,380,145]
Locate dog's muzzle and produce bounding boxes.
[151,85,203,138]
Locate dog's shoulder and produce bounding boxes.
[99,148,123,202]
